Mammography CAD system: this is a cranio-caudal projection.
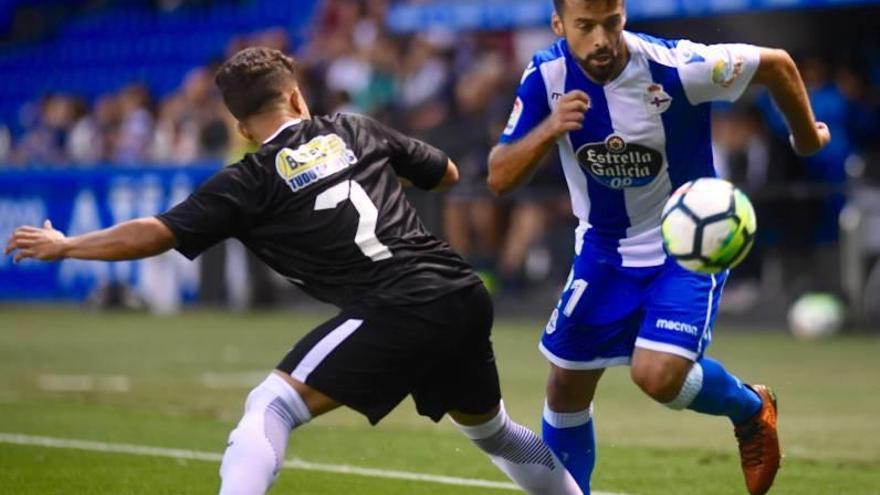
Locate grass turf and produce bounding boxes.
[1,308,878,494]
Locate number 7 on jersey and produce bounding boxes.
[314,180,393,261]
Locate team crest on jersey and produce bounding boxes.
[643,84,672,114]
[576,135,663,189]
[275,134,357,192]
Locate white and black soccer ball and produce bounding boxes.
[787,293,844,340]
[661,178,757,274]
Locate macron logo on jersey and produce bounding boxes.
[656,319,700,336]
[681,47,706,65]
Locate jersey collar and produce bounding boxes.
[263,119,304,144]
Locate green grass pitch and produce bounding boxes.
[1,308,878,494]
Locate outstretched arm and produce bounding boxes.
[5,218,176,263]
[752,48,831,156]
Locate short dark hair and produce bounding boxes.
[214,47,297,121]
[553,0,622,15]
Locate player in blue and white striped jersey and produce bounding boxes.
[488,1,830,494]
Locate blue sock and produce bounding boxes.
[667,357,762,425]
[542,402,595,495]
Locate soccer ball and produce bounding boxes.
[661,178,757,274]
[787,293,844,340]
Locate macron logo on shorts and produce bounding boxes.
[655,319,699,336]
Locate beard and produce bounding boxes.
[579,47,623,83]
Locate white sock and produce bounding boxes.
[664,362,703,410]
[452,403,582,495]
[219,373,312,495]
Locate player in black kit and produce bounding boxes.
[6,48,580,495]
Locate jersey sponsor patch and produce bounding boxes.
[711,53,745,88]
[576,135,663,189]
[275,134,358,192]
[503,97,524,136]
[643,84,672,114]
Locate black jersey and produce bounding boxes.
[157,113,481,307]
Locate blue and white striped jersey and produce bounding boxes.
[501,32,760,267]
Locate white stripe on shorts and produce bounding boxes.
[291,319,364,383]
[539,341,632,370]
[634,337,698,361]
[697,274,718,355]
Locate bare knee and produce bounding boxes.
[449,405,502,426]
[630,350,692,403]
[545,365,604,412]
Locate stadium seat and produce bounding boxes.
[0,0,318,129]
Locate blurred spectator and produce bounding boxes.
[713,105,772,312]
[497,154,569,291]
[67,97,101,165]
[713,106,771,193]
[13,94,76,166]
[834,65,879,153]
[153,67,229,164]
[92,94,122,163]
[324,35,373,107]
[758,57,851,243]
[354,36,398,115]
[441,56,505,271]
[398,34,450,110]
[114,84,155,165]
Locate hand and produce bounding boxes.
[4,220,68,263]
[790,121,831,157]
[545,90,590,137]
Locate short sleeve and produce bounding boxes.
[676,40,761,105]
[499,59,552,144]
[156,163,263,260]
[356,115,449,190]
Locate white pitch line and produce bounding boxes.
[37,374,131,393]
[0,432,627,494]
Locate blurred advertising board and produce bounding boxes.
[0,164,220,303]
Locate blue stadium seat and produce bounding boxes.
[0,0,319,129]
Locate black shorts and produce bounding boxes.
[276,284,501,425]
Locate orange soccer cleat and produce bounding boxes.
[734,385,781,495]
